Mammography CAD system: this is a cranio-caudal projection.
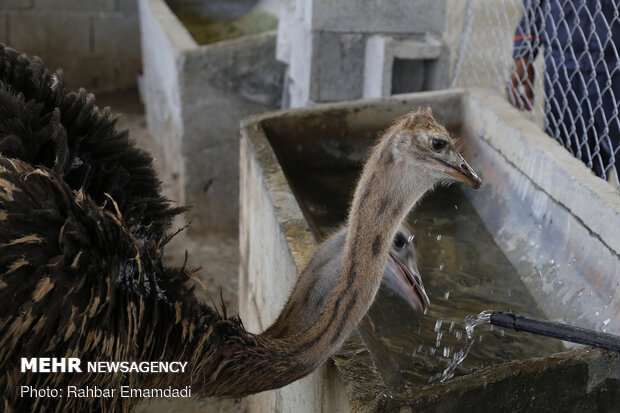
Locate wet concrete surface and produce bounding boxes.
[97,89,243,413]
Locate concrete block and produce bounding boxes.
[312,31,366,101]
[117,0,138,11]
[286,18,312,96]
[8,11,90,54]
[35,0,115,11]
[363,34,449,98]
[423,42,451,90]
[0,0,31,8]
[110,54,142,91]
[304,0,446,34]
[75,55,117,90]
[293,0,311,27]
[179,33,283,107]
[289,29,366,103]
[286,75,314,108]
[93,13,140,54]
[275,0,294,63]
[363,36,388,99]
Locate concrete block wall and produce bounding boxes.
[363,34,450,99]
[298,0,446,33]
[278,0,450,108]
[0,0,141,92]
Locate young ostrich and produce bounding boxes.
[265,224,430,339]
[0,44,480,412]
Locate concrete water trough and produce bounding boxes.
[239,88,620,411]
[138,0,284,233]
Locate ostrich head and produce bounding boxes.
[381,107,482,192]
[386,225,430,313]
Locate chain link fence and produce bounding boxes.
[447,0,620,186]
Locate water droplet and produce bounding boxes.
[437,234,442,241]
[434,319,443,332]
[603,318,610,326]
[444,291,450,300]
[439,263,445,271]
[436,332,443,347]
[429,310,492,383]
[454,205,458,209]
[596,311,600,316]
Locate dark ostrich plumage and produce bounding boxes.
[0,44,245,412]
[0,45,181,241]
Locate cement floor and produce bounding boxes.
[97,89,244,413]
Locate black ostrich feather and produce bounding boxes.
[0,44,241,412]
[0,43,183,242]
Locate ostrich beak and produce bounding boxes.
[384,252,431,314]
[448,157,481,189]
[434,155,482,189]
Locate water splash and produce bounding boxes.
[429,310,493,383]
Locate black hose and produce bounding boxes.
[490,311,620,352]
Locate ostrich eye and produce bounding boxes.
[431,138,448,151]
[393,232,408,249]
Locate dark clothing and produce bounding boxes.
[514,0,620,177]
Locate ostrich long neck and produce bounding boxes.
[193,137,426,397]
